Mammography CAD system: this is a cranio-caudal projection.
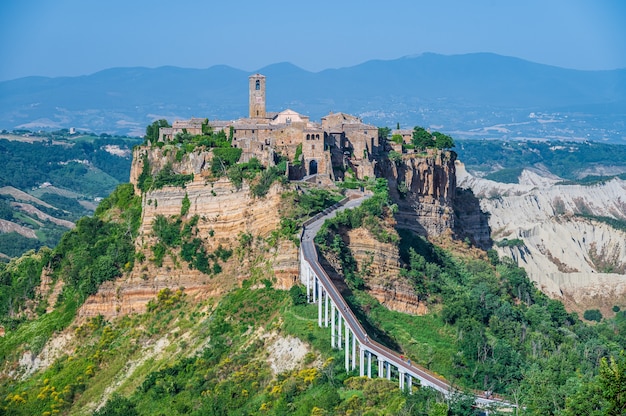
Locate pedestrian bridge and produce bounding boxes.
[298,194,512,410]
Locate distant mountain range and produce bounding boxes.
[1,53,625,142]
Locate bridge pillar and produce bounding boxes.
[324,293,329,327]
[344,326,350,371]
[407,375,412,394]
[312,272,316,303]
[337,313,342,349]
[378,358,384,378]
[399,371,405,390]
[386,362,391,380]
[359,345,365,377]
[330,303,336,348]
[306,265,311,302]
[351,335,356,370]
[367,351,372,378]
[317,284,323,327]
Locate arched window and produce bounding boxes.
[255,80,260,90]
[306,134,310,140]
[316,134,320,139]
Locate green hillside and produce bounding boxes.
[0,130,141,260]
[1,179,626,415]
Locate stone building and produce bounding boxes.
[159,117,208,141]
[159,74,382,182]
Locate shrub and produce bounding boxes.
[289,285,307,305]
[152,162,193,189]
[94,393,139,416]
[583,309,603,322]
[181,193,191,216]
[211,148,243,176]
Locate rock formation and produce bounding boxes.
[457,161,626,316]
[346,227,426,315]
[80,140,461,319]
[79,147,299,319]
[383,149,456,237]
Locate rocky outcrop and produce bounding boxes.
[382,150,456,237]
[130,146,213,188]
[457,161,626,316]
[79,150,299,319]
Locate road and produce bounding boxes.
[300,192,512,408]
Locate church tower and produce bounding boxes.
[249,74,266,119]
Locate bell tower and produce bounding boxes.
[249,74,266,119]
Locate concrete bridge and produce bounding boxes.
[298,193,513,410]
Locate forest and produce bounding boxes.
[455,139,626,182]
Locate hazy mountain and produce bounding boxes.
[1,53,625,141]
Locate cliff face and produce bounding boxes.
[81,146,459,319]
[346,227,426,315]
[383,150,456,237]
[79,147,298,319]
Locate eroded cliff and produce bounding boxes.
[79,147,298,319]
[382,150,456,237]
[457,161,626,316]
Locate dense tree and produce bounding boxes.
[412,126,434,149]
[377,126,391,141]
[144,119,170,144]
[433,131,455,149]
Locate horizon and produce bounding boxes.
[2,51,625,84]
[1,0,625,82]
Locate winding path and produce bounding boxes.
[299,191,512,410]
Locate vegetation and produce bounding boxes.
[578,214,626,233]
[584,309,603,322]
[0,135,138,193]
[148,214,231,275]
[412,127,455,150]
[495,238,525,248]
[0,183,140,373]
[0,282,454,415]
[250,164,288,198]
[312,200,626,414]
[4,122,626,414]
[377,126,391,142]
[455,139,626,182]
[144,119,171,145]
[151,162,194,190]
[484,167,524,184]
[0,131,140,259]
[210,147,243,176]
[52,186,140,300]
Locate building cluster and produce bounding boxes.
[159,74,383,182]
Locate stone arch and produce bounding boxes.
[255,80,260,90]
[309,159,318,175]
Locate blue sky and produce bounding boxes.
[1,0,625,81]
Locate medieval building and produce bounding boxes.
[159,74,381,182]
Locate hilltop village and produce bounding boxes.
[158,74,386,182]
[145,73,459,241]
